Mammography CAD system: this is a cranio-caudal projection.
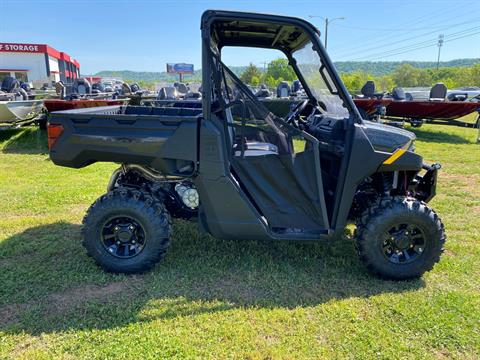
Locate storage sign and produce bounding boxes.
[166,63,194,74]
[0,43,46,53]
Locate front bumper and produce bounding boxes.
[409,163,441,202]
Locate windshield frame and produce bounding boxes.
[286,33,361,124]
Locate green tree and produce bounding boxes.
[340,71,372,93]
[470,64,480,86]
[377,75,395,92]
[240,63,263,85]
[251,75,260,86]
[262,75,278,88]
[392,64,422,87]
[340,63,480,94]
[265,58,296,82]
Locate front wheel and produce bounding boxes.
[355,197,445,280]
[82,188,171,273]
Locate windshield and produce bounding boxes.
[292,40,349,118]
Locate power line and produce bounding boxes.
[331,4,480,57]
[332,22,463,32]
[349,25,480,60]
[334,19,480,59]
[445,30,480,42]
[330,3,476,51]
[349,30,480,61]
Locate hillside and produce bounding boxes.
[93,66,247,83]
[89,59,480,82]
[334,58,480,76]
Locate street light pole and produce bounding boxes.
[308,15,345,49]
[325,18,329,49]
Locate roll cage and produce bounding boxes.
[199,10,367,234]
[200,9,362,123]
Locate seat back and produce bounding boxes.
[291,80,302,93]
[429,83,447,101]
[276,81,290,98]
[361,80,375,98]
[1,76,19,92]
[130,83,140,93]
[158,87,179,100]
[174,82,189,94]
[73,78,91,95]
[392,87,406,100]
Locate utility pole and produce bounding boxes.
[436,34,444,70]
[325,18,329,50]
[308,15,345,49]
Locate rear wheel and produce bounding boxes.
[82,188,171,273]
[355,196,445,280]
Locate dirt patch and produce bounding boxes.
[433,348,452,359]
[0,303,30,327]
[258,333,280,346]
[65,203,90,215]
[45,282,130,313]
[440,173,480,196]
[0,277,143,327]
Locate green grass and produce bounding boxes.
[0,125,479,359]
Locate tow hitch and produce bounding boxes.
[410,163,441,202]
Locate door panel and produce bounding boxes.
[234,149,327,230]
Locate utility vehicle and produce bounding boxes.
[48,10,445,279]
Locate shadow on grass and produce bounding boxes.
[0,128,24,142]
[1,127,48,154]
[410,127,471,144]
[0,221,424,335]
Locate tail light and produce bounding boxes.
[47,124,64,149]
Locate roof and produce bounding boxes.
[201,10,320,53]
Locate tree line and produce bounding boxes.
[341,63,480,93]
[106,59,480,93]
[239,60,480,93]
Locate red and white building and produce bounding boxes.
[0,42,80,88]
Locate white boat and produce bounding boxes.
[0,99,44,124]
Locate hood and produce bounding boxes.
[362,120,416,153]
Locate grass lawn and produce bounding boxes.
[0,124,479,359]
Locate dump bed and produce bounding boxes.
[48,105,201,176]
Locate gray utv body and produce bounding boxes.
[47,10,442,279]
[50,11,436,240]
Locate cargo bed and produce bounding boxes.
[48,105,201,176]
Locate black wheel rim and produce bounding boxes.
[382,223,426,264]
[101,216,146,258]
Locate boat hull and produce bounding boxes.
[353,98,393,116]
[0,100,44,124]
[386,101,480,120]
[44,99,128,113]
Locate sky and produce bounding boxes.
[1,0,479,74]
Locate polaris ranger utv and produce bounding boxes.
[48,10,445,279]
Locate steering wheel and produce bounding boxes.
[285,99,309,127]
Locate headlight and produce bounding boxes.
[402,139,415,152]
[407,139,415,152]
